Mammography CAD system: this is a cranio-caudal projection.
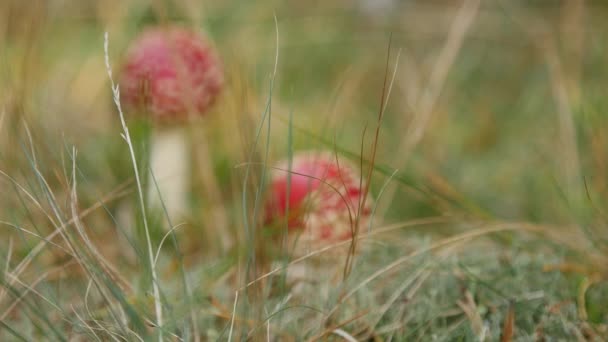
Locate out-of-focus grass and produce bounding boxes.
[1,0,607,340]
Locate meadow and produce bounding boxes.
[1,0,607,340]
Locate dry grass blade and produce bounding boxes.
[228,290,239,341]
[330,329,358,342]
[457,290,485,339]
[345,36,401,278]
[500,302,515,342]
[0,109,5,134]
[307,309,369,342]
[377,0,481,217]
[503,0,583,199]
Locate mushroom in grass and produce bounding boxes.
[265,151,375,286]
[119,26,223,222]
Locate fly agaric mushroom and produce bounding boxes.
[119,26,223,222]
[265,151,374,257]
[265,151,375,290]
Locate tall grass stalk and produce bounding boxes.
[103,32,163,341]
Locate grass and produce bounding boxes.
[1,0,608,340]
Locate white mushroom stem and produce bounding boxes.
[146,125,233,251]
[147,127,190,222]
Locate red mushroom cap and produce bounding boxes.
[265,151,374,250]
[119,26,223,122]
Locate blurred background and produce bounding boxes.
[1,0,607,340]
